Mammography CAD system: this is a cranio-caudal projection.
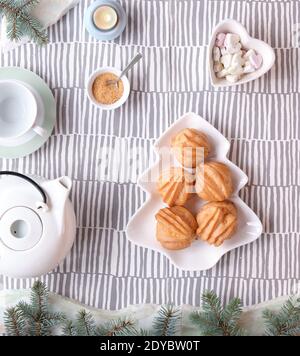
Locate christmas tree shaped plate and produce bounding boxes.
[126,112,263,271]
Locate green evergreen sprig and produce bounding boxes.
[190,291,245,336]
[4,282,300,336]
[96,319,138,336]
[263,298,300,336]
[62,320,76,336]
[62,313,138,337]
[4,281,64,336]
[4,307,26,336]
[0,0,48,45]
[152,305,181,336]
[74,310,97,336]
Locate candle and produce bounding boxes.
[93,5,118,31]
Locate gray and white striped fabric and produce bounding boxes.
[0,0,300,310]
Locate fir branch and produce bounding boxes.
[62,321,76,336]
[21,0,39,11]
[30,280,48,314]
[17,10,48,45]
[152,305,181,336]
[136,328,151,336]
[0,0,48,45]
[96,319,137,337]
[10,281,64,336]
[263,298,300,336]
[43,311,65,330]
[4,307,26,336]
[6,12,19,40]
[74,310,96,336]
[190,291,244,336]
[16,302,45,336]
[221,298,244,336]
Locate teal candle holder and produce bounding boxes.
[84,0,127,41]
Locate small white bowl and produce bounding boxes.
[86,67,130,110]
[209,19,276,88]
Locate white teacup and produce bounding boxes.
[0,80,47,143]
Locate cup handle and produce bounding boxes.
[33,125,47,139]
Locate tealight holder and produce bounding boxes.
[84,0,127,41]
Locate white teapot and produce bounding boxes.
[0,172,76,278]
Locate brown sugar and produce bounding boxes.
[92,73,124,105]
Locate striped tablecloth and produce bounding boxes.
[0,0,299,310]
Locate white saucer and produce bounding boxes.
[0,82,45,147]
[0,67,56,159]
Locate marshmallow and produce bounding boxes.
[217,69,229,78]
[226,42,242,54]
[231,53,245,67]
[215,33,226,47]
[249,53,263,69]
[243,61,256,74]
[214,62,223,73]
[221,47,229,56]
[227,64,243,76]
[244,49,256,60]
[213,46,221,62]
[225,33,240,46]
[220,54,232,68]
[226,74,240,83]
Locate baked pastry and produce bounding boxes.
[155,206,197,250]
[171,129,211,168]
[157,167,194,206]
[196,201,237,247]
[195,161,233,201]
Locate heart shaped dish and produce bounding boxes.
[209,19,275,87]
[126,112,263,271]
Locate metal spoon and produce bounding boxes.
[106,53,143,87]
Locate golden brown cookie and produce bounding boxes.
[157,167,195,207]
[195,161,233,201]
[155,206,197,250]
[171,129,211,168]
[196,201,237,247]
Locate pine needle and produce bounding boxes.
[96,319,137,336]
[263,298,300,336]
[136,328,151,336]
[30,280,48,314]
[4,307,26,336]
[74,310,96,336]
[190,291,245,336]
[62,321,76,336]
[152,305,181,336]
[21,0,40,11]
[7,281,64,336]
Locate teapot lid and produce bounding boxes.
[0,207,43,251]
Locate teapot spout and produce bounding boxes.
[58,176,72,194]
[38,176,73,213]
[50,176,73,202]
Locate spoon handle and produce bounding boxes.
[119,53,143,79]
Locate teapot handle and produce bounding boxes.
[0,171,48,209]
